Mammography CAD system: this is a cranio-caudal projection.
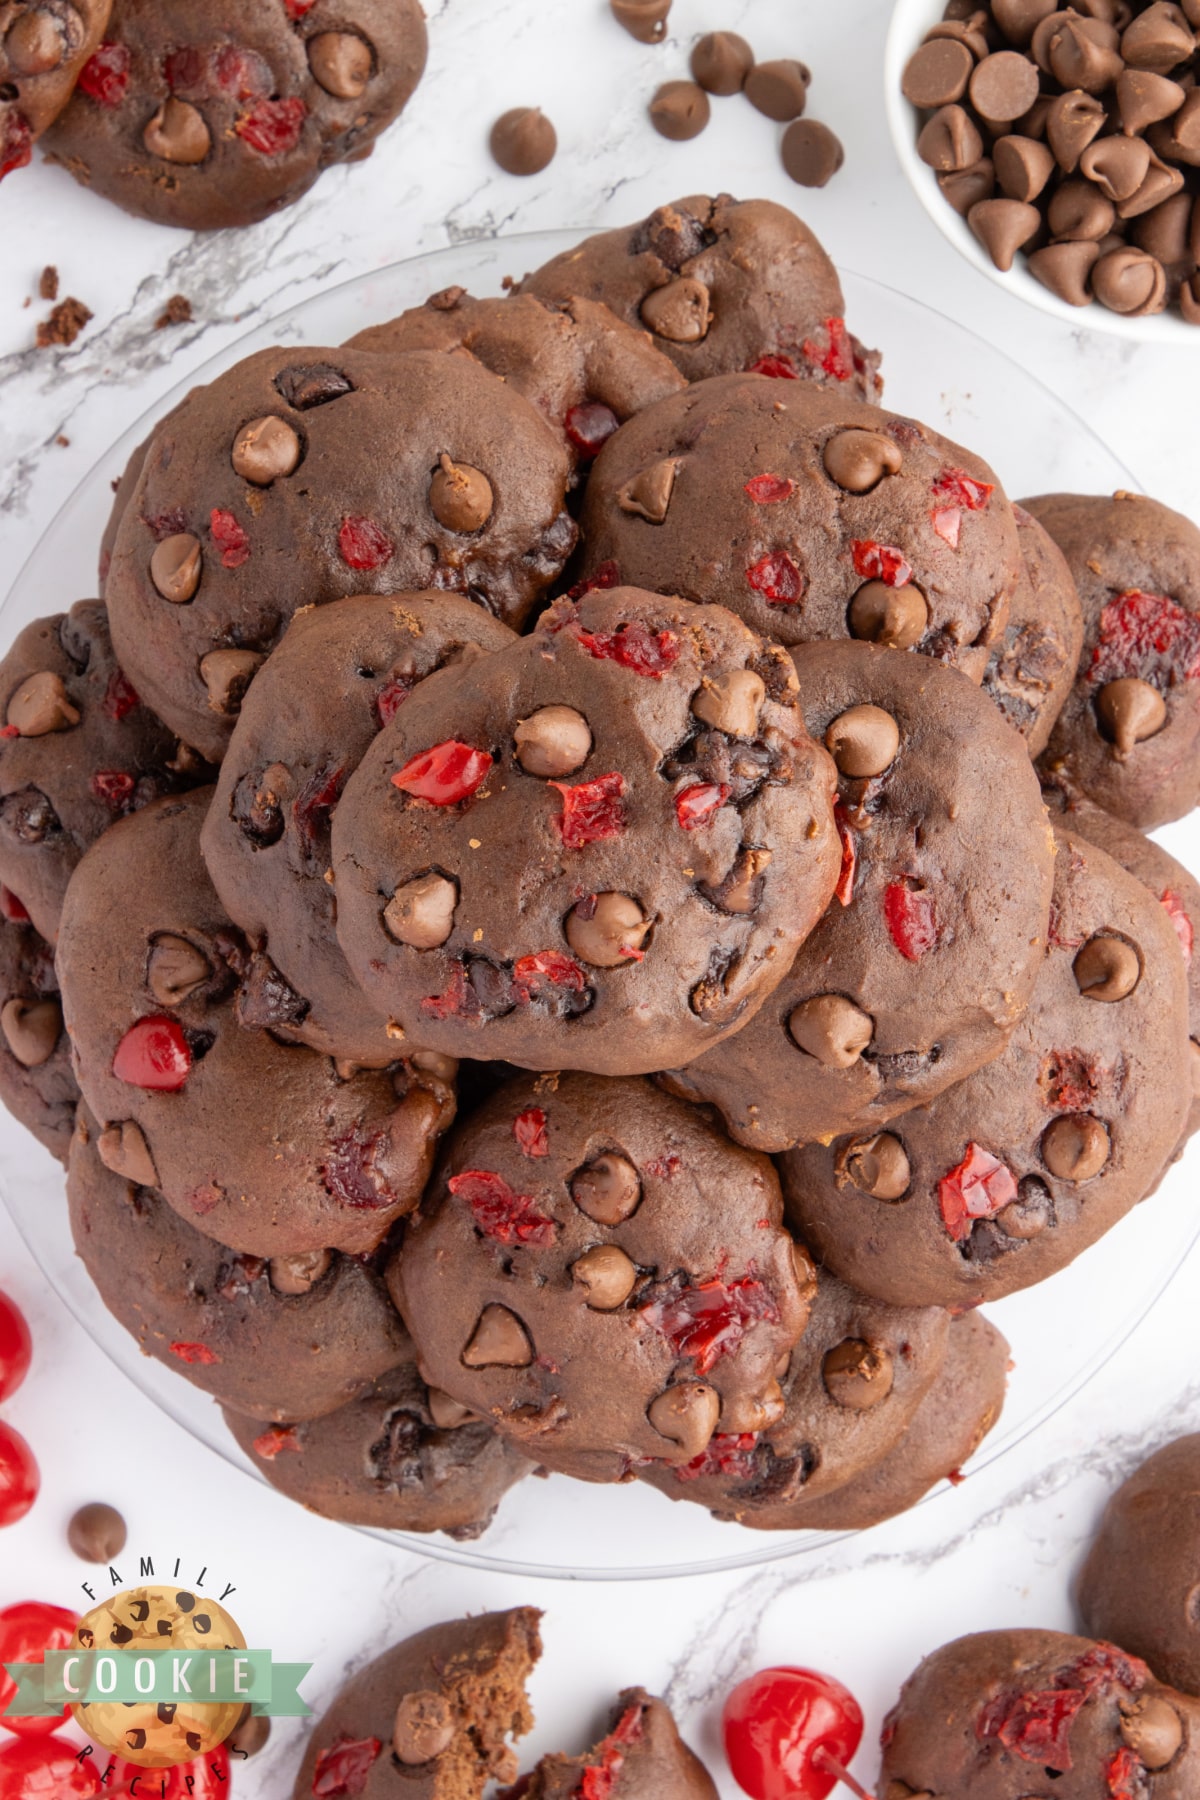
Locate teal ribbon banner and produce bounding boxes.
[3,1650,311,1718]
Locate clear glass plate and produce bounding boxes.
[3,233,1195,1582]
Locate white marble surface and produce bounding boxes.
[2,1,1200,1794]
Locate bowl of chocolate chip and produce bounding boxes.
[886,0,1200,337]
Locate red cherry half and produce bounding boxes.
[0,1293,31,1404]
[391,740,492,805]
[111,1016,192,1091]
[0,1603,78,1737]
[723,1666,867,1800]
[0,1732,100,1797]
[0,1425,38,1530]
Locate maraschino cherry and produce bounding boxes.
[0,1424,38,1530]
[0,1601,78,1735]
[0,1293,31,1405]
[0,1732,100,1797]
[723,1666,874,1800]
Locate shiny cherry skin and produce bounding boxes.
[723,1666,865,1800]
[0,1294,31,1404]
[0,1602,78,1737]
[0,1733,100,1797]
[0,1425,39,1530]
[109,1744,230,1797]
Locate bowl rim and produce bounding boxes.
[883,0,1197,345]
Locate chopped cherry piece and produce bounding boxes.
[566,560,621,601]
[932,468,994,510]
[0,728,18,741]
[312,1735,383,1796]
[550,771,627,848]
[513,1106,549,1158]
[420,962,471,1020]
[213,44,273,99]
[322,1129,393,1210]
[1089,589,1200,687]
[641,1275,780,1375]
[0,1602,77,1738]
[0,1293,31,1406]
[1105,1747,1146,1799]
[294,764,345,849]
[0,1734,100,1796]
[512,950,587,999]
[374,677,410,726]
[938,1142,1018,1242]
[283,0,317,13]
[77,43,130,108]
[851,540,913,588]
[575,1704,645,1800]
[338,514,394,570]
[1065,1644,1147,1696]
[112,1015,192,1091]
[564,402,620,458]
[1039,1048,1100,1112]
[976,1686,1084,1772]
[0,1423,38,1530]
[103,670,139,720]
[746,551,804,607]
[884,882,938,960]
[210,507,251,569]
[675,782,729,830]
[169,1340,220,1366]
[109,1746,229,1799]
[0,889,28,924]
[236,96,308,156]
[834,806,857,907]
[449,1169,557,1247]
[931,506,962,550]
[723,1666,865,1800]
[744,474,796,505]
[90,770,136,810]
[392,739,492,805]
[253,1425,302,1460]
[749,353,798,380]
[1162,889,1194,963]
[0,112,33,183]
[574,619,680,677]
[801,317,855,384]
[675,1431,760,1483]
[643,1153,681,1178]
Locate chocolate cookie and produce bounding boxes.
[1027,491,1200,828]
[635,1268,949,1528]
[55,789,455,1257]
[1078,1435,1200,1698]
[0,601,183,942]
[223,1360,531,1539]
[981,505,1083,757]
[515,1690,717,1800]
[781,826,1192,1307]
[332,587,840,1076]
[203,594,514,1067]
[41,0,426,230]
[517,195,882,400]
[68,1105,410,1422]
[794,1311,1009,1532]
[0,0,111,180]
[292,1609,541,1800]
[880,1629,1200,1800]
[0,910,76,1160]
[103,345,575,762]
[661,642,1056,1150]
[578,373,1022,669]
[346,291,687,477]
[388,1073,814,1482]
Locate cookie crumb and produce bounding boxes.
[36,297,93,349]
[39,266,59,302]
[56,435,70,448]
[155,293,193,329]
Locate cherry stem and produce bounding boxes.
[812,1746,877,1800]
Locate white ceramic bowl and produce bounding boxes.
[884,0,1190,343]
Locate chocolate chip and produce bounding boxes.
[514,704,592,777]
[639,276,711,342]
[565,892,650,966]
[1028,239,1102,303]
[5,670,79,736]
[307,31,373,98]
[1073,933,1141,1001]
[1119,151,1184,218]
[925,15,992,59]
[1117,67,1186,132]
[143,98,211,165]
[939,157,996,213]
[200,648,263,716]
[903,37,974,106]
[918,104,985,172]
[147,933,211,1006]
[429,454,494,533]
[781,119,845,188]
[1143,189,1200,264]
[1150,84,1200,162]
[149,533,202,604]
[461,1303,533,1368]
[703,846,771,915]
[968,196,1042,270]
[690,30,753,94]
[611,0,671,41]
[822,1337,895,1410]
[993,132,1056,200]
[427,1387,478,1428]
[67,1501,127,1563]
[1042,1112,1110,1180]
[823,427,904,493]
[617,456,679,524]
[273,364,354,410]
[6,8,70,73]
[0,996,60,1067]
[97,1120,158,1188]
[837,1132,911,1201]
[1081,135,1153,203]
[649,79,710,139]
[490,107,557,174]
[691,668,765,738]
[1122,3,1196,72]
[1045,89,1107,172]
[1047,178,1116,239]
[227,1712,271,1759]
[848,581,929,649]
[1119,1696,1183,1770]
[788,994,874,1067]
[383,874,458,950]
[231,415,302,485]
[268,1248,332,1296]
[970,49,1041,120]
[745,58,811,121]
[1047,16,1125,90]
[394,1691,454,1765]
[992,0,1058,45]
[824,704,900,778]
[1096,675,1168,749]
[571,1243,638,1310]
[1,788,59,845]
[647,1380,720,1457]
[571,1152,642,1224]
[996,1177,1053,1239]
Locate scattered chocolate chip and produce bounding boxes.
[38,266,58,302]
[200,648,263,716]
[147,934,212,1006]
[823,427,904,494]
[903,37,974,107]
[788,993,874,1067]
[692,668,765,738]
[393,1691,455,1765]
[514,705,591,777]
[67,1501,127,1564]
[640,275,711,342]
[822,1337,895,1409]
[837,1132,911,1201]
[1120,1696,1184,1770]
[0,996,60,1067]
[647,1380,720,1456]
[571,1243,638,1310]
[848,580,929,649]
[461,1303,534,1368]
[1096,675,1168,752]
[781,119,844,187]
[611,0,671,43]
[1073,933,1141,1001]
[918,104,985,171]
[36,296,92,349]
[149,533,202,604]
[5,671,79,737]
[307,32,373,99]
[383,873,458,949]
[268,1248,332,1296]
[429,453,494,532]
[824,704,900,778]
[744,57,811,121]
[96,1120,158,1188]
[571,1152,642,1224]
[649,78,710,139]
[968,195,1042,269]
[690,30,753,94]
[490,106,557,175]
[143,98,211,166]
[1042,1112,1110,1181]
[231,415,301,484]
[565,892,650,966]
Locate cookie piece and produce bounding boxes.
[333,587,840,1076]
[292,1609,541,1800]
[41,0,426,230]
[636,1268,949,1528]
[0,0,111,180]
[0,911,77,1160]
[346,291,687,477]
[104,345,575,762]
[1028,491,1200,828]
[517,194,881,399]
[661,642,1056,1150]
[203,594,514,1067]
[781,826,1192,1307]
[68,1105,410,1422]
[981,505,1083,757]
[222,1361,530,1539]
[579,373,1022,668]
[55,790,455,1257]
[388,1074,814,1482]
[0,601,183,942]
[880,1629,1200,1800]
[516,1690,717,1800]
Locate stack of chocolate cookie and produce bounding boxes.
[3,193,1196,1544]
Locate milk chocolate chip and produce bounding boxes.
[939,158,997,214]
[393,1692,454,1765]
[823,428,904,493]
[690,30,753,94]
[1096,676,1168,752]
[143,99,212,166]
[565,892,650,966]
[429,454,494,533]
[269,1248,332,1296]
[611,0,671,43]
[462,1304,534,1367]
[0,996,60,1067]
[781,120,845,188]
[427,1388,478,1428]
[384,874,458,949]
[5,671,79,736]
[647,1380,720,1456]
[571,1152,642,1224]
[514,705,592,777]
[903,38,974,107]
[1092,247,1169,314]
[838,1132,911,1201]
[1122,3,1196,73]
[147,934,211,1005]
[68,1502,127,1564]
[691,668,765,738]
[788,994,874,1067]
[490,107,557,175]
[968,197,1042,270]
[1046,90,1107,171]
[1117,67,1187,133]
[649,79,710,139]
[993,0,1058,45]
[918,105,985,172]
[200,649,263,716]
[571,1244,638,1310]
[1042,1112,1110,1180]
[1073,933,1141,1000]
[745,58,811,121]
[307,32,373,99]
[5,8,70,74]
[822,1337,895,1409]
[994,132,1056,200]
[150,534,202,604]
[617,458,679,523]
[231,416,302,485]
[97,1120,158,1188]
[1119,1696,1184,1769]
[824,704,900,778]
[639,277,711,343]
[1028,240,1102,304]
[970,50,1041,122]
[1047,179,1116,239]
[1081,135,1153,204]
[848,581,929,650]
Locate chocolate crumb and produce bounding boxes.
[36,297,93,349]
[39,266,59,302]
[155,294,193,330]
